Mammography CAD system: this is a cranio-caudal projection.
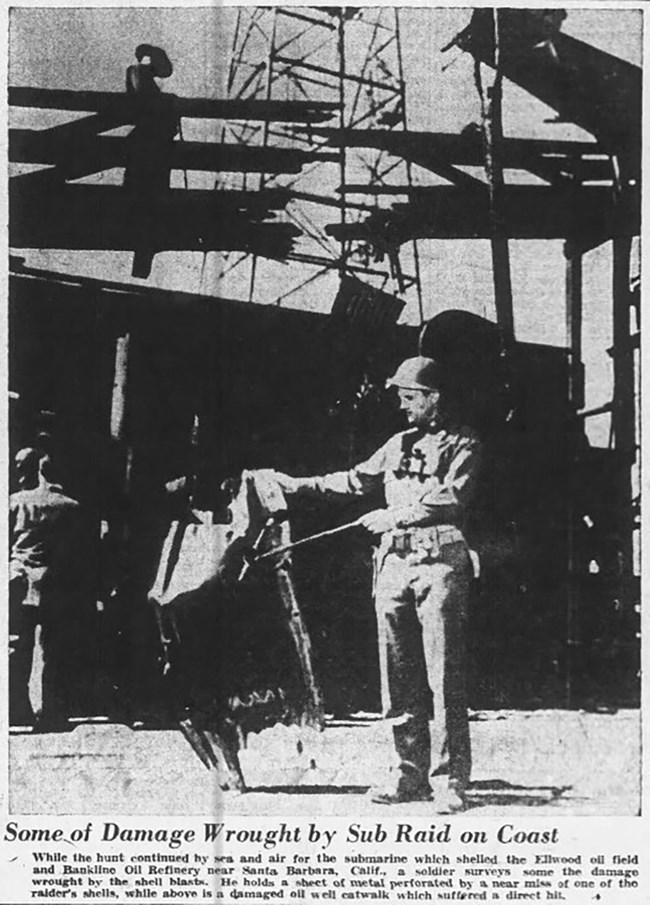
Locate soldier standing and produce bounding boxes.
[278,357,481,812]
[10,452,88,727]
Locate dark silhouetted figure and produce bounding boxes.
[124,44,178,278]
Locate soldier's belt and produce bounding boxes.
[382,525,463,557]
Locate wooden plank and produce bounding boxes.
[308,127,608,181]
[10,180,292,216]
[9,86,337,123]
[310,126,600,157]
[10,182,301,255]
[325,185,639,241]
[10,129,334,177]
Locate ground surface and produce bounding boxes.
[9,709,640,817]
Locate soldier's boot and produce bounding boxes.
[370,718,432,804]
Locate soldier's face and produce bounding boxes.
[397,388,440,426]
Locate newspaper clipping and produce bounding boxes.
[3,3,645,904]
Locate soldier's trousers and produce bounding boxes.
[375,540,472,790]
[10,605,52,723]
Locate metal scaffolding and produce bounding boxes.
[215,6,423,320]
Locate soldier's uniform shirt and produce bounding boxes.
[10,483,82,602]
[9,483,84,721]
[296,421,481,791]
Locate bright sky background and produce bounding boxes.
[8,7,643,445]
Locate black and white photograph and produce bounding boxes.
[3,3,644,900]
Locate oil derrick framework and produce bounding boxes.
[215,6,423,320]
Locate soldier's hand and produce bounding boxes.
[273,472,303,494]
[358,509,399,535]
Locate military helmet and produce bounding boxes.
[386,356,443,392]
